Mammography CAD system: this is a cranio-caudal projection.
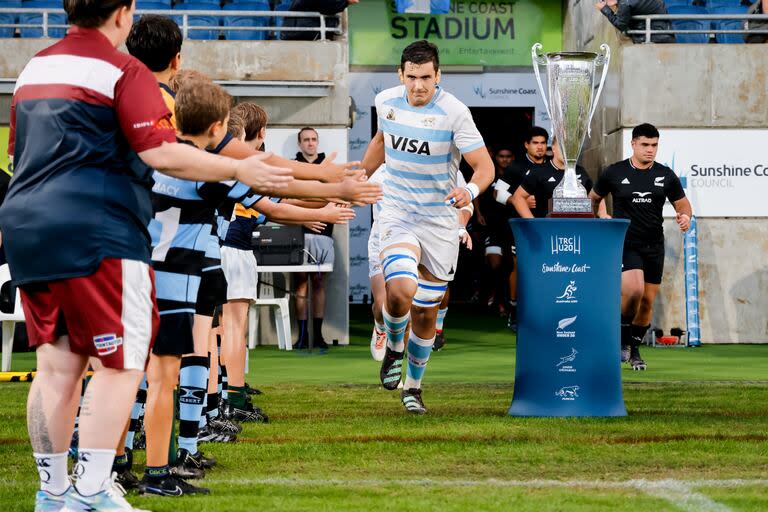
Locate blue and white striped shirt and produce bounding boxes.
[375,85,484,230]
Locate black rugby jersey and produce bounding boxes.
[593,159,685,243]
[520,160,592,218]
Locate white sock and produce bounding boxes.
[34,452,69,495]
[374,319,385,333]
[72,448,115,496]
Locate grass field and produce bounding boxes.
[1,305,767,511]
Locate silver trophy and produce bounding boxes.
[532,43,610,217]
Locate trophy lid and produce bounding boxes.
[546,52,598,61]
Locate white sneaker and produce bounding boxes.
[62,473,151,512]
[370,327,386,362]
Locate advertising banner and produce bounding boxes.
[349,0,563,67]
[621,128,768,217]
[509,218,629,417]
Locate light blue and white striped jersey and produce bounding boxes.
[370,164,467,225]
[375,85,484,230]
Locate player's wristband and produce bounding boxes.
[458,227,468,238]
[461,202,474,215]
[464,183,480,202]
[493,179,510,191]
[495,189,512,205]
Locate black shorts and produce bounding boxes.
[153,312,194,356]
[622,240,665,285]
[483,226,515,256]
[196,268,228,317]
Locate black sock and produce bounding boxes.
[621,314,634,347]
[144,465,170,481]
[313,317,324,340]
[112,453,130,472]
[207,392,219,419]
[630,324,650,347]
[297,319,308,342]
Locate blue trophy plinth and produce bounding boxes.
[508,218,629,417]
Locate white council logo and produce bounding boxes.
[556,281,578,304]
[551,235,581,255]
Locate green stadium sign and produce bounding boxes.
[349,0,563,67]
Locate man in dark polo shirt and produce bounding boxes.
[294,127,334,349]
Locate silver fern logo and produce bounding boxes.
[556,316,577,339]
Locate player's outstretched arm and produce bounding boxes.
[139,142,293,192]
[445,147,494,209]
[214,139,382,205]
[220,137,357,183]
[673,197,693,232]
[361,131,385,177]
[218,138,381,204]
[257,200,356,225]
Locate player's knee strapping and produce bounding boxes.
[381,248,418,285]
[413,279,448,308]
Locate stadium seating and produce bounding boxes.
[0,0,21,38]
[136,0,172,7]
[274,0,292,28]
[19,0,66,38]
[708,4,750,43]
[223,1,270,40]
[173,2,222,40]
[667,4,710,43]
[706,0,751,7]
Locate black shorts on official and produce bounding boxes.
[196,268,228,317]
[153,312,194,356]
[622,240,665,285]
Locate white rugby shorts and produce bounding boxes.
[220,246,259,301]
[367,220,382,278]
[378,215,459,282]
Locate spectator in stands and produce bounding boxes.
[596,0,676,43]
[280,0,359,40]
[744,0,768,43]
[294,127,334,349]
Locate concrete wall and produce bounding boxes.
[564,1,768,343]
[0,40,350,126]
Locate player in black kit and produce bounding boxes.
[511,137,595,218]
[590,123,692,370]
[475,146,517,319]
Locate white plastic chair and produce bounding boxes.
[0,264,25,372]
[247,298,292,351]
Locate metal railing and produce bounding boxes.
[0,7,343,40]
[630,14,768,43]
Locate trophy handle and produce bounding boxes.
[588,43,611,137]
[531,43,552,122]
